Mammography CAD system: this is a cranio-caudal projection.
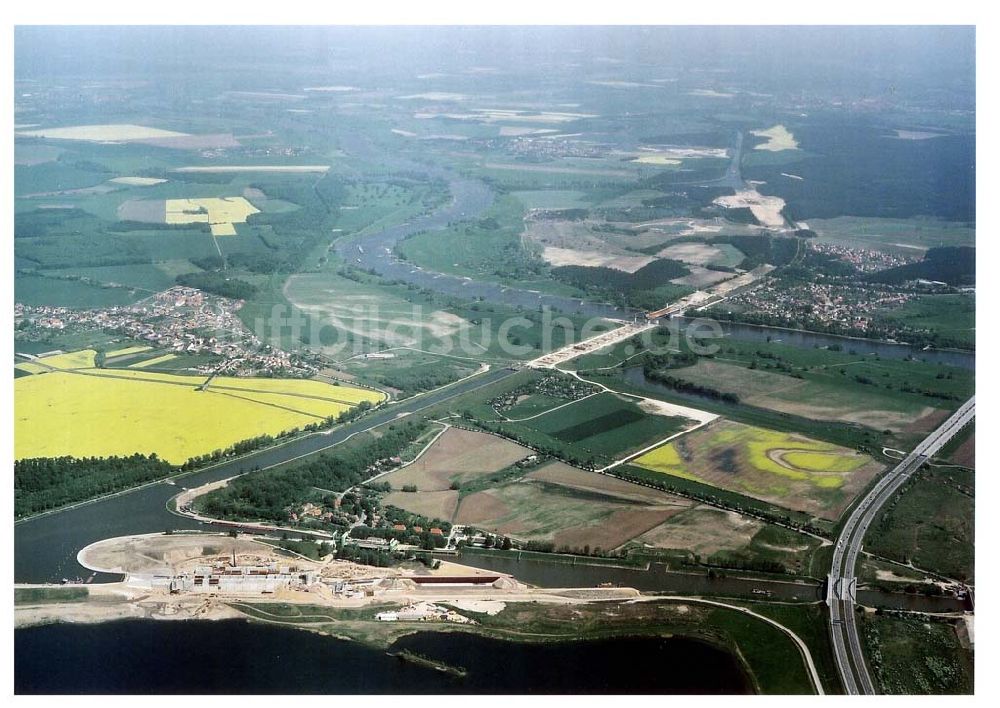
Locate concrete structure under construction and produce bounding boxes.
[128,562,317,595]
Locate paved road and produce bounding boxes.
[828,396,975,694]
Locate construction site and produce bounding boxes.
[16,531,645,634]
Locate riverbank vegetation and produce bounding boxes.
[196,421,429,524]
[861,611,973,694]
[866,465,974,582]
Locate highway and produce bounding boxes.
[828,396,975,694]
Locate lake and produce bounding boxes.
[15,620,752,694]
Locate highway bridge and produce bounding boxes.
[828,396,975,694]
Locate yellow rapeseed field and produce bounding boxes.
[15,349,97,374]
[206,375,385,404]
[634,421,871,498]
[165,197,259,236]
[14,362,384,464]
[98,369,384,404]
[209,390,353,420]
[631,443,699,481]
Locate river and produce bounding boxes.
[674,317,974,370]
[14,620,752,694]
[336,138,975,369]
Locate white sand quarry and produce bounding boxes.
[714,189,787,228]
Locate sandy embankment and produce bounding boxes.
[636,398,718,425]
[15,580,643,631]
[173,478,230,514]
[14,582,245,629]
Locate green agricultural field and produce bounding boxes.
[334,181,442,236]
[283,269,473,354]
[649,335,974,431]
[339,348,481,396]
[809,216,975,255]
[866,465,974,581]
[634,420,885,520]
[473,163,639,191]
[283,266,611,363]
[502,393,578,419]
[14,142,65,167]
[14,273,145,308]
[862,613,973,694]
[662,359,947,433]
[46,264,179,293]
[15,161,110,196]
[594,188,669,209]
[584,365,893,456]
[16,329,122,356]
[711,337,974,396]
[122,352,219,372]
[14,586,89,605]
[492,391,692,464]
[510,190,593,209]
[877,294,975,350]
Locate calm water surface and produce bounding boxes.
[15,620,752,694]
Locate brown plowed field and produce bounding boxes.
[381,490,459,522]
[450,461,692,551]
[383,428,532,491]
[551,507,683,551]
[526,461,681,505]
[634,505,763,555]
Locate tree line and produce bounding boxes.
[15,454,174,518]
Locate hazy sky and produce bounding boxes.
[15,26,974,110]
